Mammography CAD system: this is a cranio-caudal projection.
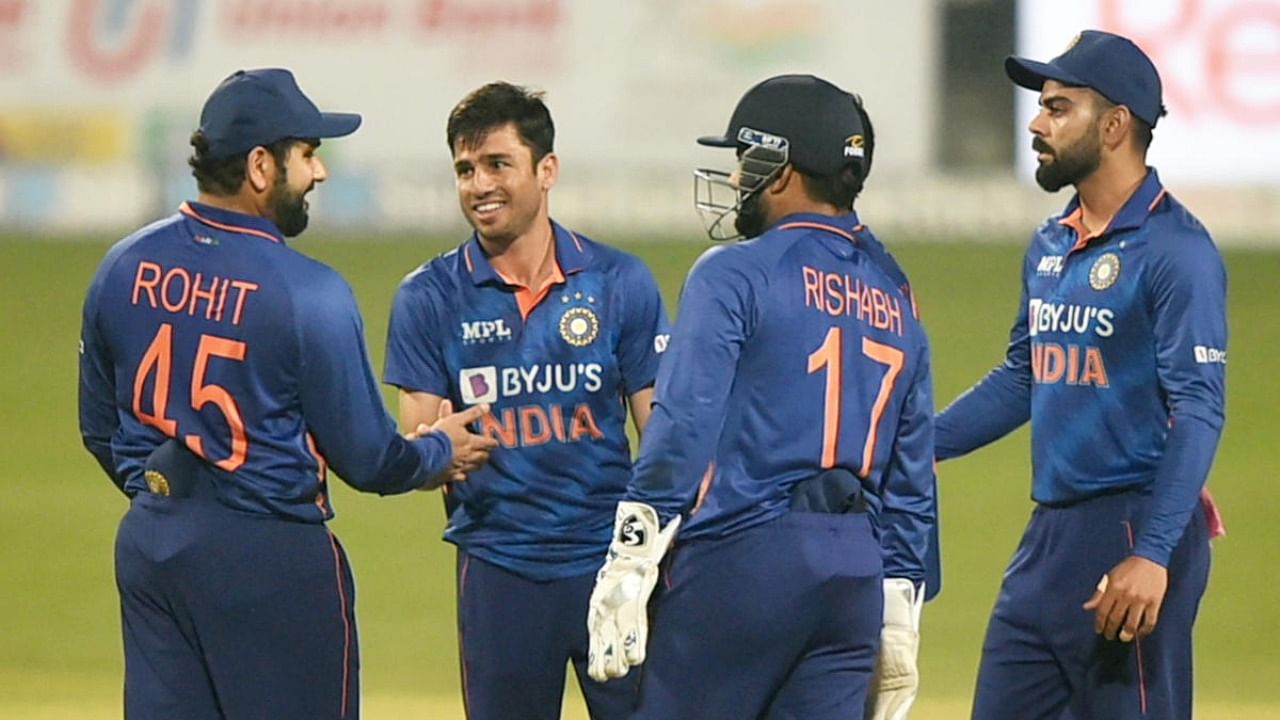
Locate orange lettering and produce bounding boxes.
[161,267,190,313]
[132,261,161,307]
[1041,343,1066,384]
[1081,347,1110,387]
[188,273,219,319]
[824,273,844,316]
[229,280,260,326]
[886,294,904,336]
[570,404,604,441]
[549,403,567,442]
[519,405,552,446]
[482,408,517,448]
[803,266,822,310]
[215,278,231,322]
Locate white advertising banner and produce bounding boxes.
[0,0,936,231]
[1015,0,1280,185]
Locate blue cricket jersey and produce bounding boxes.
[79,201,453,522]
[383,222,670,581]
[936,170,1227,566]
[628,212,937,584]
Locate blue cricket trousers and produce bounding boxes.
[972,489,1211,720]
[116,478,359,719]
[455,550,639,720]
[633,511,884,720]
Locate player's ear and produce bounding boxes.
[245,146,275,194]
[537,152,559,192]
[1102,104,1132,151]
[769,164,796,195]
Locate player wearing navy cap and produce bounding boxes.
[383,82,670,719]
[78,68,495,719]
[585,74,937,720]
[936,31,1226,719]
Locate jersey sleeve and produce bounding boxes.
[934,254,1034,459]
[1133,231,1227,565]
[383,273,451,396]
[78,254,125,492]
[627,247,757,520]
[879,340,938,588]
[615,257,671,395]
[295,271,451,494]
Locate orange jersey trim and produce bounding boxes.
[779,221,859,242]
[495,261,566,321]
[179,202,281,244]
[1057,207,1111,253]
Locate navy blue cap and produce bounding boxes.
[698,74,871,177]
[198,68,362,158]
[1006,30,1166,127]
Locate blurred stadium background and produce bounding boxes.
[2,0,1277,717]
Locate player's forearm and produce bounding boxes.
[81,435,126,493]
[627,403,715,521]
[1132,414,1221,566]
[881,514,933,585]
[935,364,1030,460]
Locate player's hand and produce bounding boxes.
[1082,556,1168,642]
[867,578,925,720]
[586,501,681,682]
[422,401,497,487]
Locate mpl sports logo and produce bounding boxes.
[461,318,513,344]
[1036,255,1064,277]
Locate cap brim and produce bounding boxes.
[1004,56,1086,91]
[697,134,737,148]
[313,112,362,139]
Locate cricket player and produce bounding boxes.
[78,68,494,720]
[383,82,670,720]
[586,74,937,720]
[934,31,1226,719]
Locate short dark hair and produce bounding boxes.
[446,82,554,163]
[1093,92,1153,153]
[798,100,876,209]
[188,131,294,196]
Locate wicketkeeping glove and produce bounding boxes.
[867,577,925,720]
[586,501,681,683]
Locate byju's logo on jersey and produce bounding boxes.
[459,367,498,405]
[1193,345,1227,364]
[461,318,512,344]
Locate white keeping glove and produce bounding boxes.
[867,577,925,720]
[586,501,681,683]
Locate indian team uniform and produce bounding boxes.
[936,170,1226,719]
[627,212,937,720]
[79,201,452,720]
[383,222,669,720]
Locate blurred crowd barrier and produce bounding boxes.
[0,0,1275,245]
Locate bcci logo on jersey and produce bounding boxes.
[461,319,513,344]
[560,307,599,347]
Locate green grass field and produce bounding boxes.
[2,233,1276,718]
